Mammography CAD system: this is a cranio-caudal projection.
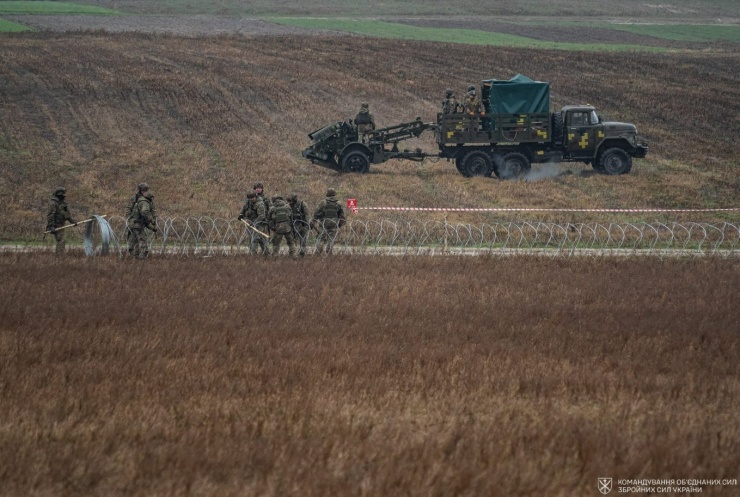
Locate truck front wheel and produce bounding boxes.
[459,151,493,177]
[597,148,632,175]
[495,152,531,179]
[340,151,370,173]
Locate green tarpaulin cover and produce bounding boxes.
[482,74,550,114]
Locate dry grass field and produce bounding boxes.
[0,32,738,238]
[1,254,738,496]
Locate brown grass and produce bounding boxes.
[0,33,738,239]
[0,254,738,495]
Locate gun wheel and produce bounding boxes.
[340,150,370,173]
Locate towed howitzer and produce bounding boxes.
[302,118,438,173]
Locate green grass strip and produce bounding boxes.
[0,1,118,15]
[268,17,666,52]
[0,18,30,31]
[513,20,739,43]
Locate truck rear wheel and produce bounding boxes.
[597,148,632,175]
[459,151,493,177]
[340,150,370,173]
[495,152,531,179]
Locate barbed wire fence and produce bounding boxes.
[4,212,738,258]
[56,215,740,257]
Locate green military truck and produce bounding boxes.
[302,74,648,178]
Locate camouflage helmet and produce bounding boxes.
[137,182,149,192]
[326,188,336,197]
[287,193,297,202]
[246,192,256,199]
[253,182,264,190]
[361,102,369,109]
[467,84,476,92]
[445,88,453,97]
[53,187,66,196]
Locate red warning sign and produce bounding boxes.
[346,198,358,214]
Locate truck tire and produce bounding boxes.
[551,111,564,144]
[597,147,632,175]
[495,152,531,179]
[459,151,493,177]
[340,150,370,173]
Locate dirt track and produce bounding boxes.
[3,15,347,37]
[5,14,737,50]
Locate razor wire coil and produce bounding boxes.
[83,216,740,257]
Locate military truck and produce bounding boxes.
[302,74,648,178]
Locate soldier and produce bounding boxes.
[46,187,77,254]
[311,188,346,255]
[238,192,270,256]
[354,102,376,141]
[126,182,157,220]
[463,84,485,116]
[126,182,157,255]
[442,88,459,114]
[287,193,311,257]
[128,189,157,259]
[253,182,272,215]
[268,196,297,258]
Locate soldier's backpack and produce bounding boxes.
[271,203,292,234]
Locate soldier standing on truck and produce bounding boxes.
[442,89,459,114]
[268,196,297,258]
[287,193,310,257]
[354,102,376,142]
[238,192,270,256]
[46,187,77,255]
[463,85,485,116]
[311,188,346,255]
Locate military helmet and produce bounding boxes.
[253,182,264,189]
[137,182,149,192]
[272,195,283,201]
[361,102,369,109]
[326,188,336,197]
[246,192,256,199]
[446,88,453,97]
[467,84,476,92]
[53,187,66,196]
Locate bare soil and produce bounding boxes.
[3,14,344,37]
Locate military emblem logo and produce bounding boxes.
[598,477,612,494]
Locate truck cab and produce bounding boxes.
[560,105,648,174]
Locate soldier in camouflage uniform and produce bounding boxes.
[268,196,297,258]
[128,190,157,259]
[354,102,376,142]
[311,188,346,255]
[238,192,270,256]
[442,88,459,114]
[463,85,484,115]
[126,182,157,256]
[46,187,77,254]
[287,193,310,257]
[253,182,272,217]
